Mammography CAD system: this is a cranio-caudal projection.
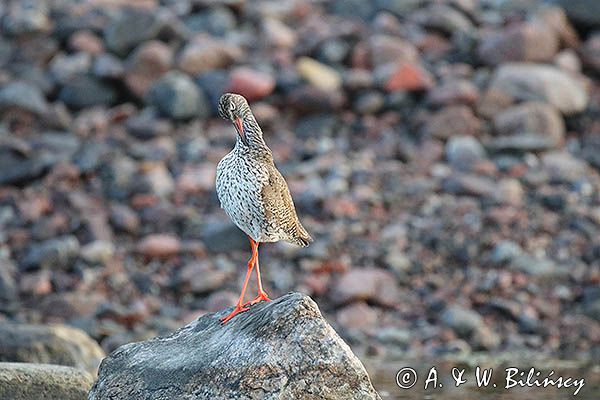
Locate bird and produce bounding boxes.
[216,93,312,324]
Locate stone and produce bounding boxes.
[477,22,559,66]
[263,18,297,49]
[441,305,499,349]
[330,267,399,307]
[486,134,557,153]
[92,54,124,79]
[80,240,115,265]
[582,33,600,74]
[0,257,17,304]
[104,8,166,56]
[541,151,587,183]
[0,362,93,400]
[88,293,381,400]
[125,40,173,98]
[493,102,565,146]
[58,75,118,110]
[146,72,208,120]
[176,261,230,294]
[557,0,600,29]
[296,57,342,91]
[0,324,104,375]
[177,35,242,76]
[381,62,434,92]
[369,35,418,68]
[410,4,474,35]
[184,6,236,37]
[1,1,52,36]
[136,234,181,259]
[201,220,248,253]
[486,63,589,115]
[109,204,140,234]
[427,79,479,106]
[446,135,486,171]
[423,105,481,139]
[336,302,378,333]
[49,53,92,85]
[442,173,495,198]
[68,30,104,55]
[0,153,55,186]
[0,81,48,115]
[21,235,80,271]
[226,67,276,101]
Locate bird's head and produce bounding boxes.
[218,93,251,146]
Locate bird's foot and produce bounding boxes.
[243,291,271,307]
[220,303,250,324]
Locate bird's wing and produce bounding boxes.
[261,165,312,246]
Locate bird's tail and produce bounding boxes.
[290,223,313,247]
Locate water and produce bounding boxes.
[367,361,599,400]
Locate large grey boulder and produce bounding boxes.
[89,292,381,400]
[0,324,105,375]
[0,362,94,400]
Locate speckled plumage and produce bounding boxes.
[216,93,312,247]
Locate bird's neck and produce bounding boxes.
[234,113,271,158]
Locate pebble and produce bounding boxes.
[495,101,564,140]
[487,63,589,115]
[296,57,342,91]
[478,21,559,66]
[446,135,486,171]
[226,67,276,101]
[125,41,173,98]
[58,75,118,110]
[21,235,80,271]
[330,268,400,307]
[146,71,208,120]
[136,234,182,259]
[423,105,482,139]
[0,81,48,115]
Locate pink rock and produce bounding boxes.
[137,234,181,258]
[226,67,276,101]
[177,35,242,76]
[384,63,434,92]
[69,30,104,55]
[336,302,378,333]
[330,268,399,307]
[427,79,480,106]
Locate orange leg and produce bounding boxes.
[244,239,271,306]
[220,241,258,324]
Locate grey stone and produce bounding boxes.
[58,75,118,110]
[0,362,93,400]
[201,220,248,253]
[557,0,600,29]
[146,72,208,120]
[104,9,166,56]
[446,135,486,171]
[88,293,381,400]
[0,81,49,115]
[486,133,557,153]
[487,63,588,115]
[493,102,565,145]
[0,324,104,375]
[21,235,80,271]
[441,305,500,350]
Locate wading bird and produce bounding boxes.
[216,93,312,323]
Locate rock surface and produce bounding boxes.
[0,362,93,400]
[0,324,105,376]
[88,293,381,400]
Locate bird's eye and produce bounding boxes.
[229,103,236,112]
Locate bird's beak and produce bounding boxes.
[234,117,249,146]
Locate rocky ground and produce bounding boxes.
[0,0,599,370]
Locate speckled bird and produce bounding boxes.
[216,93,312,323]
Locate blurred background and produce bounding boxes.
[0,0,599,394]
